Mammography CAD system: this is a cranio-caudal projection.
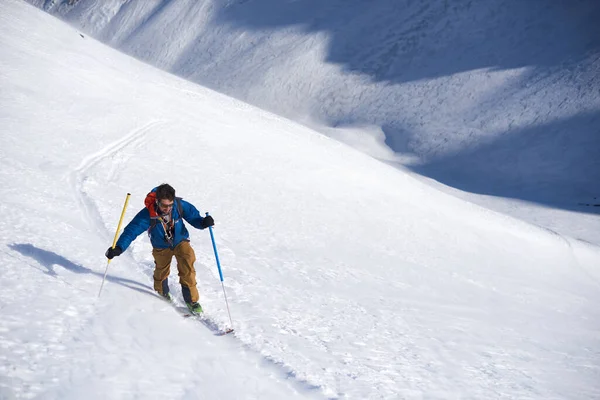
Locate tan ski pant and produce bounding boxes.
[152,240,199,303]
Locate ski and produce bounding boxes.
[156,294,234,336]
[184,311,234,336]
[176,305,234,336]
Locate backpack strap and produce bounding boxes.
[176,197,184,220]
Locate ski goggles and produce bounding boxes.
[157,201,174,209]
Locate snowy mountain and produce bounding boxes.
[26,0,600,244]
[2,0,600,399]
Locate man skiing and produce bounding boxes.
[104,183,214,313]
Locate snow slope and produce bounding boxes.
[26,0,600,245]
[2,1,600,399]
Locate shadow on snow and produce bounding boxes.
[8,243,155,297]
[212,0,600,84]
[411,110,600,213]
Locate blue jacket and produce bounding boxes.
[116,199,207,251]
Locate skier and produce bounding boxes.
[104,183,214,313]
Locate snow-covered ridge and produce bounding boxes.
[2,1,600,398]
[27,0,600,244]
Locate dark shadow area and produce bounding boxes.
[8,243,155,297]
[213,0,600,84]
[413,111,600,213]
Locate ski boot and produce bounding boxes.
[159,292,173,302]
[186,302,203,314]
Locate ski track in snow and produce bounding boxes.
[1,120,168,398]
[69,120,165,240]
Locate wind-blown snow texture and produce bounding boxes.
[27,0,600,245]
[2,1,600,399]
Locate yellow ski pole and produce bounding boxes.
[98,193,131,298]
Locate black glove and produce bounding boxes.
[201,215,215,229]
[105,246,123,259]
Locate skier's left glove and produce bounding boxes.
[201,215,215,229]
[105,246,123,259]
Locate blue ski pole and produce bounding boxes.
[206,212,234,333]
